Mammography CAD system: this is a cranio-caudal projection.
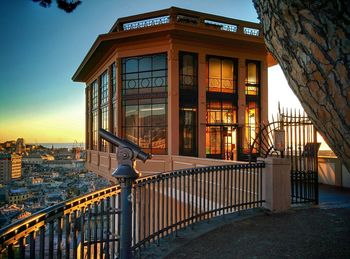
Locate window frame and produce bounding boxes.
[121,53,168,155]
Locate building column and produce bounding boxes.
[237,58,246,155]
[260,58,268,123]
[198,53,206,158]
[167,49,179,156]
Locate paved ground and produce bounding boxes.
[319,184,350,207]
[164,207,350,258]
[142,184,350,259]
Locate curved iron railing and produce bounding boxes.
[0,162,264,258]
[0,185,122,259]
[132,163,265,253]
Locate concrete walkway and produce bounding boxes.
[142,185,350,259]
[319,184,350,207]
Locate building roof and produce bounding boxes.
[0,153,21,160]
[0,154,11,159]
[9,188,28,195]
[45,160,72,165]
[72,6,273,82]
[23,153,42,159]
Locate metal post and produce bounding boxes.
[99,129,151,259]
[113,149,139,259]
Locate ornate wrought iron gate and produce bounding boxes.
[279,109,319,204]
[249,107,320,204]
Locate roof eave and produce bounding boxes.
[72,33,110,82]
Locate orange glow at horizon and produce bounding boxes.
[0,104,85,144]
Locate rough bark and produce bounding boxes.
[253,0,350,171]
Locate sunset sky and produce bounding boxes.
[0,0,302,144]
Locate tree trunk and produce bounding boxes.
[253,0,350,171]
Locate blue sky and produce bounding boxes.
[0,0,301,143]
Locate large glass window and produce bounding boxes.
[207,100,236,124]
[245,60,261,152]
[111,63,117,97]
[180,107,197,156]
[92,111,98,150]
[100,71,109,152]
[245,61,260,95]
[86,86,91,150]
[111,63,117,144]
[92,80,98,110]
[91,80,98,150]
[179,52,198,156]
[208,57,236,93]
[123,99,167,154]
[245,101,259,151]
[206,56,238,160]
[122,54,167,95]
[100,71,108,105]
[206,125,237,160]
[180,53,198,90]
[122,54,167,154]
[206,100,237,159]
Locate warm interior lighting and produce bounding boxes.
[247,63,257,84]
[245,102,259,151]
[139,107,164,112]
[181,108,196,112]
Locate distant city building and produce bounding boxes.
[0,154,22,184]
[0,204,23,227]
[4,141,15,149]
[6,188,30,204]
[41,154,55,161]
[22,153,43,164]
[30,177,44,185]
[0,141,16,153]
[44,160,85,170]
[54,148,73,160]
[71,148,81,160]
[45,193,65,206]
[16,210,32,221]
[15,138,26,154]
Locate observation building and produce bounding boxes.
[73,7,276,180]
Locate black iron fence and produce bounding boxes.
[279,109,319,205]
[132,163,265,252]
[0,185,121,259]
[291,170,318,204]
[248,107,320,205]
[0,163,264,258]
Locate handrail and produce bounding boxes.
[131,162,265,252]
[0,162,265,258]
[0,185,121,254]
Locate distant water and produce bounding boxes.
[29,143,85,150]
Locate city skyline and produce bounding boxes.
[0,0,302,143]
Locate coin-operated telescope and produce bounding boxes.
[99,128,151,259]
